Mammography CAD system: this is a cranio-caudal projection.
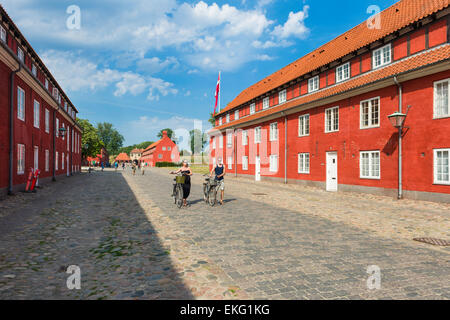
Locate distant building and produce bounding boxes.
[85,147,108,166]
[130,148,143,163]
[141,131,180,167]
[115,153,131,163]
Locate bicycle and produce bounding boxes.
[171,173,186,209]
[203,174,219,207]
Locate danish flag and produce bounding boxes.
[213,72,220,116]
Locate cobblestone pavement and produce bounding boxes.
[0,167,449,300]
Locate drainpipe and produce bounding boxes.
[8,63,22,195]
[281,111,287,184]
[234,128,237,178]
[394,76,403,199]
[52,109,56,181]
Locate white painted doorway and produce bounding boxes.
[326,152,338,192]
[255,156,261,182]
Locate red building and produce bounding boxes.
[0,5,82,196]
[140,131,180,166]
[210,0,450,203]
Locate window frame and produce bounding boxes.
[0,25,6,43]
[250,103,256,115]
[242,130,248,146]
[278,89,287,104]
[242,156,248,171]
[227,132,233,148]
[298,153,310,174]
[226,113,230,123]
[434,148,450,185]
[227,156,233,170]
[298,114,310,137]
[263,97,269,110]
[270,122,278,142]
[254,127,262,144]
[17,86,25,121]
[219,135,223,149]
[33,100,40,129]
[336,62,350,83]
[308,76,319,93]
[45,109,50,133]
[433,78,450,119]
[360,97,380,129]
[55,152,59,171]
[17,144,25,175]
[17,47,24,63]
[360,150,381,180]
[32,64,37,77]
[325,106,339,133]
[235,110,239,121]
[372,43,392,69]
[269,154,278,173]
[45,149,49,172]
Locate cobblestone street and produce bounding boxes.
[0,167,449,300]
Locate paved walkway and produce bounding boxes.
[0,167,449,300]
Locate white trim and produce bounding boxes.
[336,62,350,83]
[325,106,339,133]
[373,43,392,69]
[308,76,319,93]
[359,150,381,179]
[254,126,262,144]
[263,97,270,110]
[17,144,25,175]
[0,25,6,43]
[45,149,49,172]
[433,78,450,119]
[298,114,310,137]
[269,154,278,173]
[235,110,239,121]
[227,156,233,170]
[298,153,310,174]
[242,156,248,171]
[278,89,287,104]
[34,146,39,170]
[33,100,40,129]
[32,64,37,77]
[360,97,380,129]
[242,130,248,146]
[17,47,24,62]
[250,103,256,115]
[17,87,25,121]
[434,148,450,185]
[269,122,278,142]
[227,132,233,148]
[219,135,223,148]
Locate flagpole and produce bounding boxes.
[219,71,221,113]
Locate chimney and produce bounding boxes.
[162,131,168,138]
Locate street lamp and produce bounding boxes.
[387,111,407,129]
[59,126,67,138]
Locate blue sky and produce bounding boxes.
[2,0,397,147]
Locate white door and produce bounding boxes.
[326,152,338,192]
[255,156,261,182]
[34,146,39,170]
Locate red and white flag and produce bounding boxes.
[213,72,220,116]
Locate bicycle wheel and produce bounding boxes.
[203,184,208,203]
[176,185,184,209]
[173,184,177,204]
[208,186,217,207]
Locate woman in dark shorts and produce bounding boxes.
[171,160,193,207]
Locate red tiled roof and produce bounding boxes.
[217,0,450,116]
[143,141,161,153]
[115,153,131,161]
[213,44,450,131]
[130,148,143,154]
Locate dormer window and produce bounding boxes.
[250,103,256,115]
[336,62,350,83]
[45,79,49,90]
[373,44,391,69]
[219,117,223,126]
[17,47,24,63]
[263,97,269,109]
[308,76,319,93]
[235,110,239,121]
[226,113,230,123]
[279,89,287,104]
[32,64,37,77]
[1,25,6,43]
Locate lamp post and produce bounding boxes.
[59,126,67,138]
[388,106,411,200]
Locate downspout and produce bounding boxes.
[394,76,403,199]
[8,63,22,195]
[281,111,287,184]
[234,128,237,178]
[52,109,56,181]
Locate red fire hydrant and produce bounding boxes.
[25,168,34,192]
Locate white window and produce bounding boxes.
[269,155,278,173]
[45,79,49,90]
[168,146,171,151]
[0,25,6,43]
[227,132,233,148]
[254,127,261,144]
[17,47,24,62]
[336,62,350,83]
[219,135,223,148]
[325,106,339,133]
[434,79,449,118]
[17,144,25,175]
[360,151,380,179]
[32,64,37,77]
[298,153,310,174]
[34,146,39,170]
[62,123,65,141]
[56,118,59,137]
[226,113,230,123]
[235,110,239,121]
[219,117,223,126]
[270,122,278,141]
[242,130,248,146]
[227,156,233,170]
[33,100,40,128]
[298,114,310,137]
[67,128,70,151]
[212,137,216,149]
[263,97,269,110]
[278,89,287,104]
[373,44,391,69]
[62,152,65,170]
[360,97,380,128]
[45,150,49,172]
[250,103,256,115]
[45,109,50,133]
[17,87,25,121]
[56,152,59,171]
[434,149,450,185]
[52,87,59,101]
[242,156,248,171]
[162,147,166,151]
[308,76,319,93]
[158,154,163,159]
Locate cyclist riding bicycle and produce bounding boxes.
[210,157,226,205]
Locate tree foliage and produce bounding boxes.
[157,128,175,140]
[118,141,155,155]
[77,118,104,159]
[208,113,216,126]
[96,122,124,155]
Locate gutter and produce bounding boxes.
[8,63,21,195]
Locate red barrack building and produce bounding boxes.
[210,0,450,203]
[0,5,82,196]
[140,131,180,167]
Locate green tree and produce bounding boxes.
[189,129,207,155]
[97,122,124,155]
[208,113,216,126]
[157,128,175,140]
[118,141,154,155]
[77,118,104,159]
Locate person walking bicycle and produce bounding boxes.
[210,158,226,205]
[170,160,193,207]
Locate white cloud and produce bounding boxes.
[272,5,310,39]
[136,56,179,74]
